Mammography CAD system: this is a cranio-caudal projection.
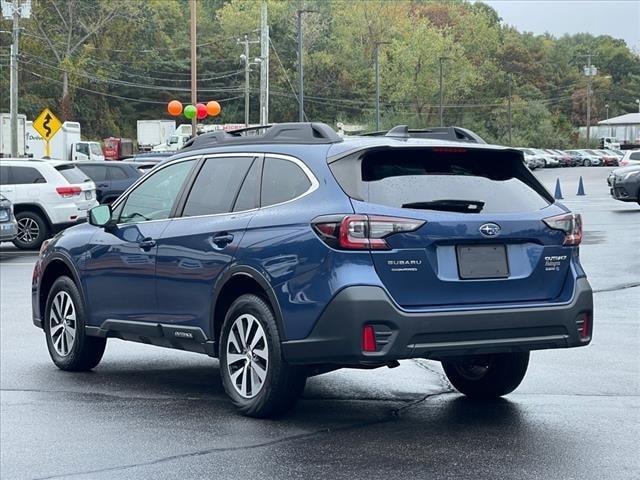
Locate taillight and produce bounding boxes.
[313,214,425,250]
[56,186,82,197]
[543,213,582,246]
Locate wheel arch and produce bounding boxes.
[211,266,285,350]
[12,203,53,228]
[39,253,84,324]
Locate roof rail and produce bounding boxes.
[363,125,486,144]
[182,122,343,150]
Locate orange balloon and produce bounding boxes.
[167,100,183,116]
[206,101,221,117]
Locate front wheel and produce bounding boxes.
[220,294,306,418]
[441,352,529,399]
[584,159,592,167]
[44,276,107,371]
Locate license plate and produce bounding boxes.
[456,245,509,279]
[1,223,10,231]
[85,191,92,199]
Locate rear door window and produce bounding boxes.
[11,166,46,184]
[331,148,552,214]
[182,156,254,217]
[629,152,640,160]
[78,165,108,182]
[261,157,312,207]
[233,157,262,212]
[109,167,129,180]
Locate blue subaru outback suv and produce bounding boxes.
[32,123,593,417]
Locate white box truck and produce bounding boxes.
[137,120,176,151]
[151,124,193,152]
[26,121,104,161]
[0,113,26,157]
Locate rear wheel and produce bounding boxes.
[13,211,49,250]
[44,276,106,371]
[442,352,529,399]
[584,159,592,167]
[220,294,306,418]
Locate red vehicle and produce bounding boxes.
[102,137,134,161]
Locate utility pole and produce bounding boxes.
[259,1,269,125]
[190,0,197,136]
[580,53,597,147]
[605,103,610,136]
[242,35,250,127]
[374,41,390,131]
[507,74,512,146]
[9,0,20,157]
[438,57,449,127]
[297,9,316,122]
[238,35,259,127]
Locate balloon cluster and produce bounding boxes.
[167,100,221,120]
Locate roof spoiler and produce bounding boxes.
[363,125,487,144]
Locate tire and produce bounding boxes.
[44,276,106,371]
[441,352,529,399]
[584,159,591,167]
[220,294,306,418]
[13,211,50,250]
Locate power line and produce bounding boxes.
[24,69,245,104]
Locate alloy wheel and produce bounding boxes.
[49,291,77,357]
[17,217,40,244]
[226,314,269,398]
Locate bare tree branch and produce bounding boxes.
[51,0,68,32]
[31,12,62,63]
[69,7,119,56]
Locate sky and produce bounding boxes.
[482,1,640,51]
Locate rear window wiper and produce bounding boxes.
[402,199,485,213]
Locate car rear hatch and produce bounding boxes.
[328,145,578,309]
[55,164,97,209]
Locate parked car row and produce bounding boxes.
[0,157,159,249]
[516,148,624,169]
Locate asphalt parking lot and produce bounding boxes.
[1,167,638,480]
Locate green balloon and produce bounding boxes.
[184,104,196,119]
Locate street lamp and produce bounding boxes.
[438,57,450,127]
[374,41,390,131]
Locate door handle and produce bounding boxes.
[139,238,157,251]
[97,183,109,188]
[212,233,234,247]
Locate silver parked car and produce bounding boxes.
[0,194,18,243]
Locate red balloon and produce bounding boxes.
[196,103,207,120]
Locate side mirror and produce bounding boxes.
[89,204,113,228]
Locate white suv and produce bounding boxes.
[0,159,98,249]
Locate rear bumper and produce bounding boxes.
[282,278,593,365]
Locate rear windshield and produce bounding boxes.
[330,148,552,214]
[55,165,90,184]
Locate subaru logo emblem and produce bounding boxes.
[479,223,501,237]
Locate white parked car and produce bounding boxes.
[0,159,98,249]
[566,150,603,167]
[531,148,560,167]
[619,150,640,167]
